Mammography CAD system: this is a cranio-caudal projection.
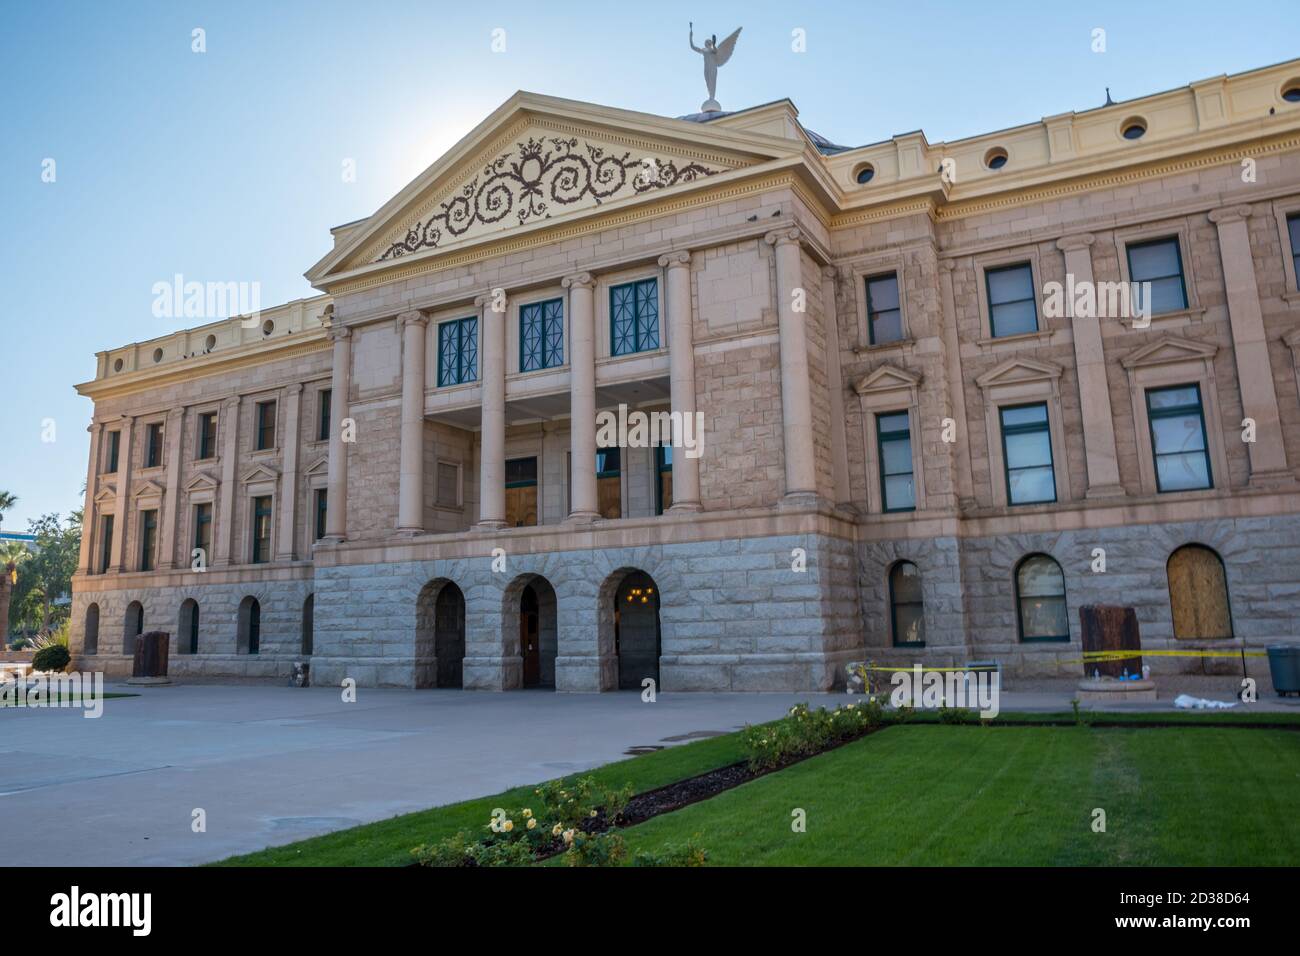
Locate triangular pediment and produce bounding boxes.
[93,485,117,505]
[976,357,1062,388]
[303,455,329,477]
[131,479,165,499]
[853,364,921,395]
[240,463,280,485]
[308,92,802,286]
[1121,334,1218,369]
[185,472,219,493]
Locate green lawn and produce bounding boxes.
[617,724,1300,865]
[217,730,747,866]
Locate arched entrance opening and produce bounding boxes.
[178,599,199,654]
[123,601,144,654]
[301,594,314,655]
[84,603,100,655]
[504,575,557,689]
[610,570,661,690]
[237,596,261,655]
[416,579,466,688]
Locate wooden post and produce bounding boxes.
[132,631,170,679]
[1078,605,1141,679]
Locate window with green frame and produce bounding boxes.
[251,495,272,563]
[655,444,673,515]
[889,561,925,646]
[865,273,903,344]
[520,298,563,372]
[139,509,158,572]
[985,263,1038,338]
[1145,384,1212,492]
[1288,214,1300,290]
[610,278,659,356]
[876,411,915,512]
[314,488,329,540]
[596,447,621,519]
[1015,553,1069,642]
[1127,237,1188,315]
[437,317,478,386]
[1000,403,1056,505]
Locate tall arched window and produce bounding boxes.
[1015,554,1069,642]
[179,599,199,654]
[238,597,261,655]
[1167,544,1233,640]
[889,561,925,646]
[301,594,314,656]
[84,603,100,655]
[123,601,144,654]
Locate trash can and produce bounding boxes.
[1266,645,1300,697]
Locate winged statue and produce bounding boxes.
[689,23,742,112]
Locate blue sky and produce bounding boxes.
[0,0,1292,530]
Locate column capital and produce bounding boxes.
[764,226,803,248]
[397,309,428,328]
[821,264,838,281]
[562,272,595,290]
[1208,203,1254,225]
[939,258,957,273]
[475,288,508,313]
[222,396,240,410]
[1056,232,1096,251]
[283,382,304,397]
[118,413,135,425]
[325,324,351,343]
[657,251,692,270]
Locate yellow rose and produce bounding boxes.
[552,823,563,836]
[522,808,532,818]
[502,820,513,832]
[527,818,537,830]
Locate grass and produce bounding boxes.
[1,691,136,706]
[216,730,747,866]
[616,724,1300,865]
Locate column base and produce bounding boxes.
[667,501,703,514]
[1247,469,1299,491]
[474,520,507,532]
[566,510,601,524]
[1084,483,1127,499]
[778,491,823,510]
[317,535,346,546]
[393,527,425,538]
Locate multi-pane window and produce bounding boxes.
[865,273,903,344]
[251,495,272,563]
[197,412,217,460]
[985,263,1038,338]
[314,489,328,540]
[106,430,121,473]
[504,457,538,527]
[437,317,478,386]
[889,561,925,646]
[1016,554,1069,642]
[1146,384,1212,492]
[255,401,276,451]
[139,509,158,571]
[520,299,563,372]
[655,445,673,515]
[193,503,212,559]
[610,278,659,356]
[1000,403,1056,505]
[317,389,332,442]
[1127,237,1187,314]
[98,515,114,573]
[145,422,164,468]
[876,411,915,512]
[596,447,621,519]
[1288,214,1300,290]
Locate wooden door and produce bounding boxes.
[521,585,540,686]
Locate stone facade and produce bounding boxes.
[71,65,1300,690]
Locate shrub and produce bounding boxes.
[938,705,977,725]
[32,644,71,673]
[562,830,627,867]
[742,701,882,772]
[631,838,709,867]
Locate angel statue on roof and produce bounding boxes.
[689,23,742,113]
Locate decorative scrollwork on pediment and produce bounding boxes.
[377,136,721,261]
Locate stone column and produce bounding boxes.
[819,265,852,508]
[1208,204,1293,485]
[158,406,185,568]
[109,415,133,572]
[476,290,507,530]
[277,383,302,560]
[938,261,975,509]
[563,273,600,521]
[765,227,817,500]
[1057,233,1124,498]
[214,397,239,565]
[77,422,103,573]
[397,310,428,534]
[324,325,352,541]
[659,252,703,512]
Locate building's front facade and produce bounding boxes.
[71,60,1300,690]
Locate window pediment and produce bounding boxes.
[241,463,280,485]
[852,364,921,396]
[185,472,219,494]
[131,479,165,500]
[1121,335,1218,370]
[976,357,1062,390]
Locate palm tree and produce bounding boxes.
[0,490,15,535]
[0,539,28,645]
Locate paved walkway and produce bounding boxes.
[3,679,1293,866]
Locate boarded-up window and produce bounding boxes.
[437,462,460,507]
[1168,544,1232,640]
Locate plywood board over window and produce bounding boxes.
[1167,544,1233,640]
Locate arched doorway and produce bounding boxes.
[178,599,199,654]
[1167,544,1233,639]
[416,580,466,689]
[237,597,261,655]
[84,603,100,655]
[613,571,661,690]
[301,594,314,656]
[123,601,143,654]
[505,575,557,689]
